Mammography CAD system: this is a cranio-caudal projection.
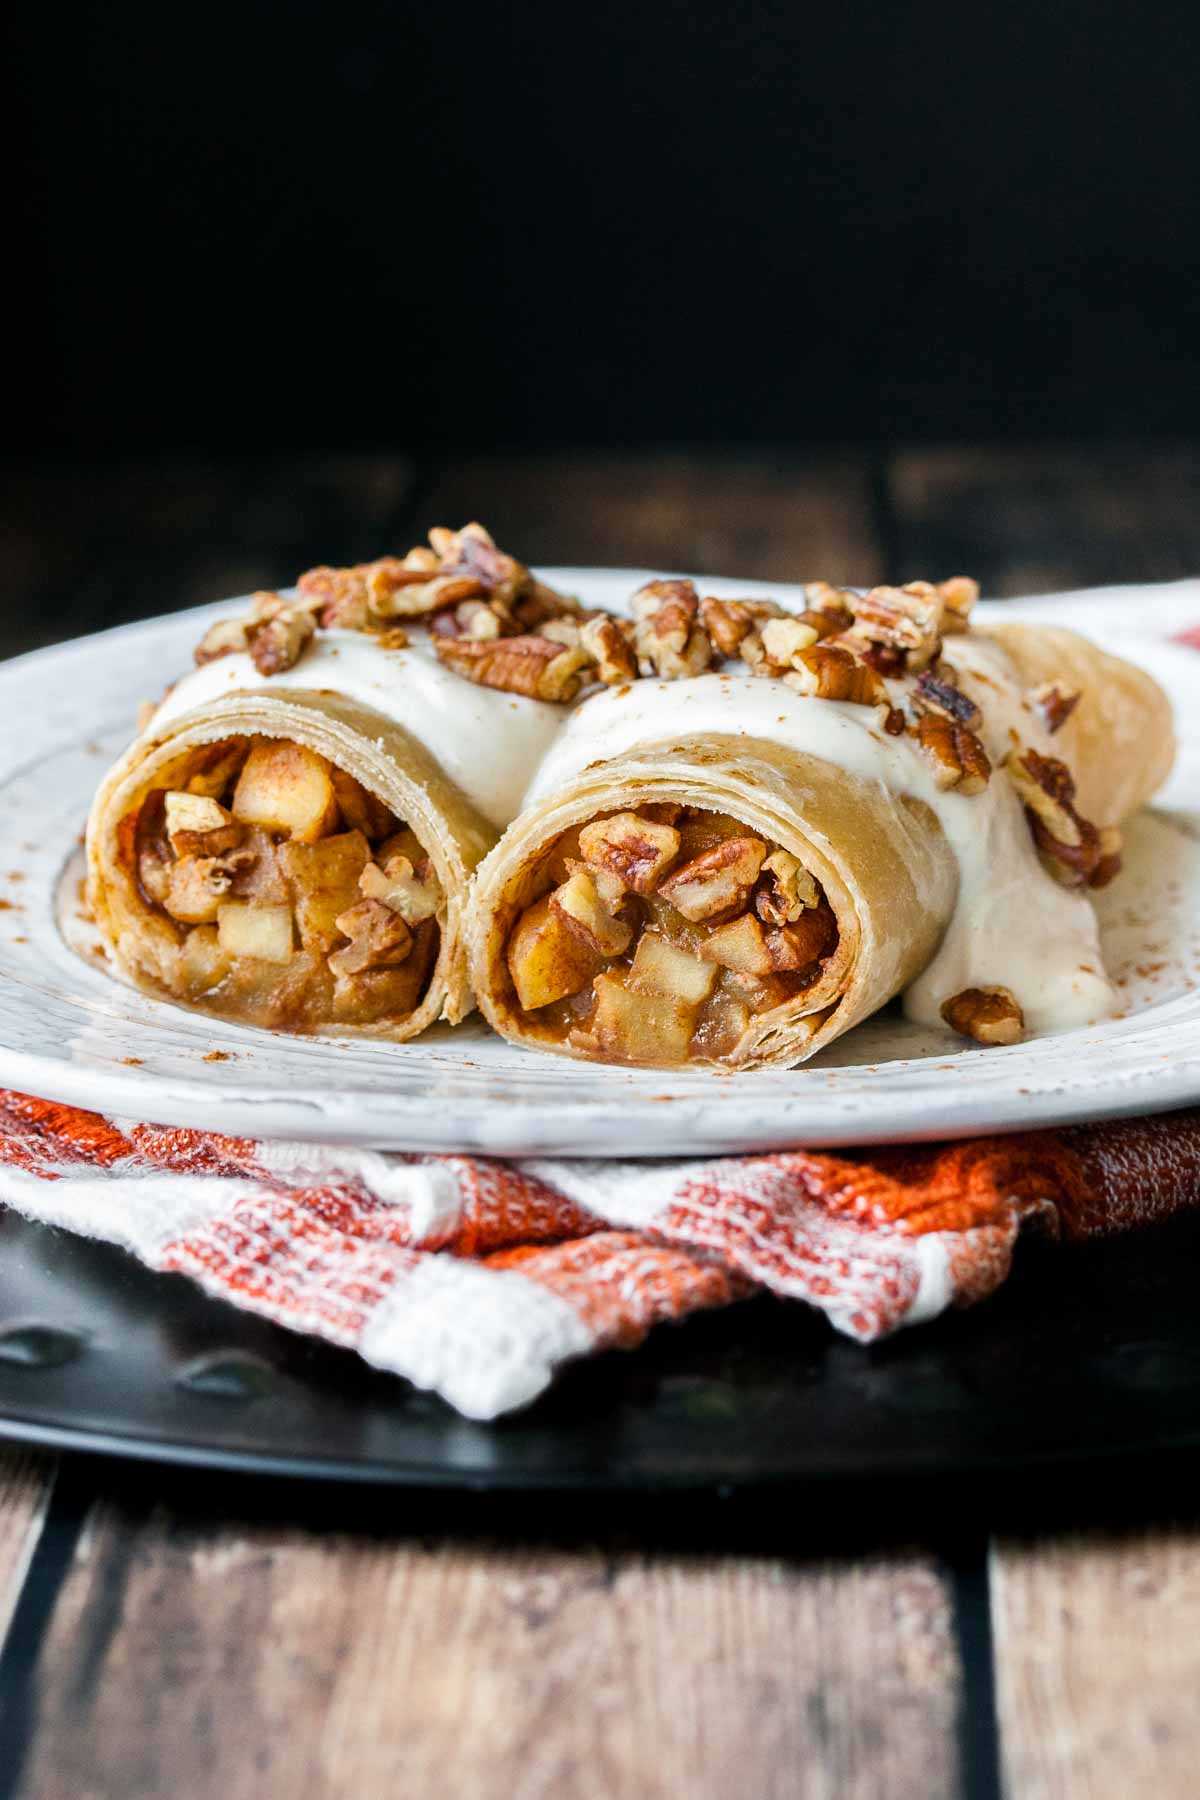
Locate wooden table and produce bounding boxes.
[1,446,1199,1798]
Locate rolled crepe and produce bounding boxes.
[467,622,1173,1071]
[87,628,563,1039]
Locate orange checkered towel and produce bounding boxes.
[0,1089,1197,1417]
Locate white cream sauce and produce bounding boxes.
[149,616,1115,1034]
[524,636,1115,1034]
[149,628,564,831]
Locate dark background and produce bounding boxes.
[7,0,1200,459]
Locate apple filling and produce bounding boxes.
[120,737,442,1030]
[503,806,838,1066]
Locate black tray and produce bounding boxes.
[2,1207,1199,1488]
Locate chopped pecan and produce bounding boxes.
[940,985,1025,1046]
[578,812,681,894]
[782,644,890,706]
[579,614,637,685]
[194,616,250,665]
[755,849,819,925]
[246,602,316,676]
[698,596,785,658]
[759,617,821,669]
[430,599,503,641]
[1089,825,1123,889]
[164,791,231,851]
[329,898,413,977]
[1029,680,1082,735]
[765,904,837,971]
[658,836,767,921]
[847,582,942,671]
[914,715,991,794]
[801,583,856,635]
[914,665,982,730]
[550,867,632,956]
[434,632,589,701]
[1004,747,1104,884]
[429,521,527,604]
[510,578,582,632]
[936,577,980,635]
[632,579,713,679]
[359,854,441,924]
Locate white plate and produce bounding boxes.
[5,571,1200,1156]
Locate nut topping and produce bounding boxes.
[913,715,992,794]
[433,632,589,701]
[940,985,1025,1046]
[935,577,979,635]
[1029,679,1082,734]
[698,596,785,658]
[759,617,822,668]
[846,582,942,670]
[577,812,681,894]
[782,645,890,706]
[632,580,712,679]
[1003,747,1115,885]
[914,666,983,730]
[658,836,767,921]
[579,614,638,685]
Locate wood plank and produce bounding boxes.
[421,453,883,586]
[0,1452,55,1649]
[991,1525,1200,1799]
[889,444,1200,596]
[0,455,414,657]
[14,1493,963,1800]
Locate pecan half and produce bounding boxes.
[434,632,589,701]
[578,812,681,894]
[579,614,637,685]
[1029,679,1082,734]
[782,644,890,706]
[913,715,991,794]
[658,837,767,921]
[940,985,1025,1046]
[428,521,527,605]
[632,579,712,679]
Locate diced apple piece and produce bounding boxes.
[330,767,397,841]
[700,912,775,976]
[178,924,233,994]
[359,854,441,924]
[217,900,295,963]
[592,972,696,1065]
[328,899,412,977]
[376,826,425,867]
[232,741,338,842]
[279,830,371,954]
[164,791,232,853]
[550,868,631,956]
[507,893,603,1011]
[163,857,225,926]
[577,812,680,894]
[692,992,752,1059]
[658,837,766,921]
[628,931,717,1005]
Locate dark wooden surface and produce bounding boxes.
[1,446,1198,1798]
